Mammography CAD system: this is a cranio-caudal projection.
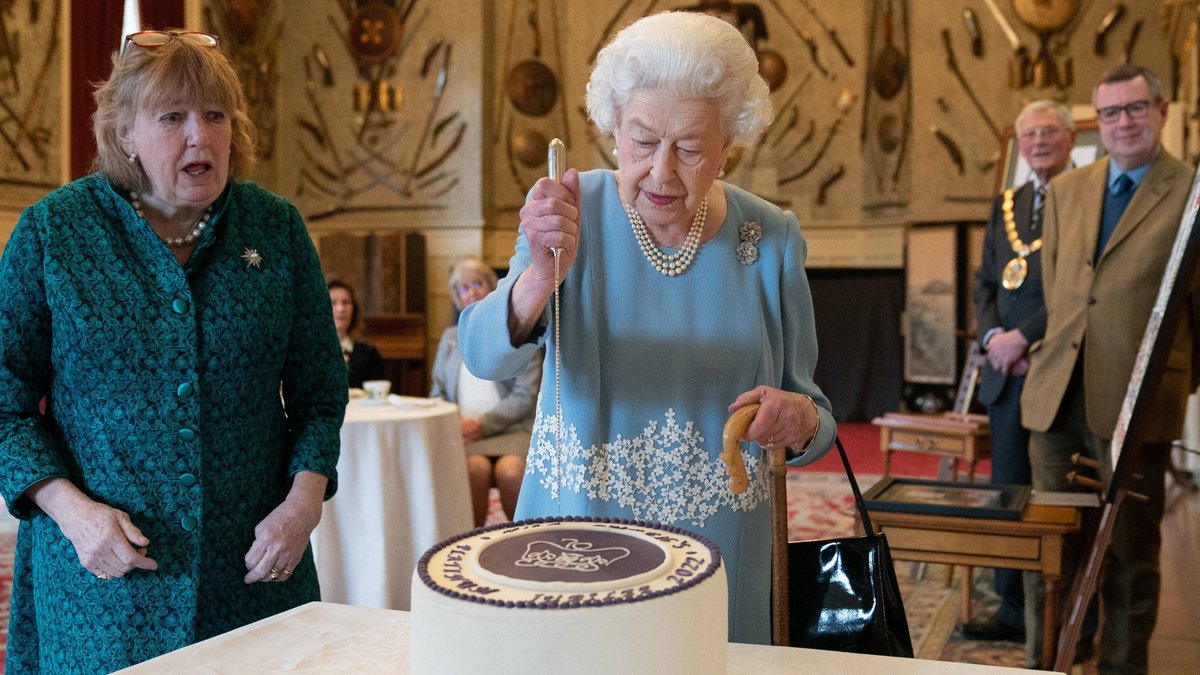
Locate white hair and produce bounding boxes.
[1015,99,1075,134]
[586,11,774,147]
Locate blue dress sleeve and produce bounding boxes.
[778,211,836,466]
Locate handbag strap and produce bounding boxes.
[833,434,877,536]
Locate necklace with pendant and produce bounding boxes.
[1000,188,1042,290]
[130,191,213,249]
[623,197,708,277]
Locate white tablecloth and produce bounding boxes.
[310,399,472,610]
[120,602,1051,674]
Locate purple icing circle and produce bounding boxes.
[477,528,667,584]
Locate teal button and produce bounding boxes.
[178,428,196,442]
[172,299,189,314]
[180,515,198,532]
[179,473,197,488]
[176,382,194,398]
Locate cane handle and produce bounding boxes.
[721,404,759,494]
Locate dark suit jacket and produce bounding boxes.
[347,341,385,389]
[1021,151,1200,442]
[973,182,1048,405]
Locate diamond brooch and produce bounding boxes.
[241,248,263,269]
[736,221,761,265]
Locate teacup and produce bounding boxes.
[362,379,392,403]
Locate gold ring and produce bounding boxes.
[97,571,109,580]
[281,568,292,576]
[768,435,775,448]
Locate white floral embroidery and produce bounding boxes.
[528,406,768,527]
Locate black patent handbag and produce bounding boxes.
[787,436,915,657]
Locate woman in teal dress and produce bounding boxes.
[0,32,346,672]
[458,11,835,645]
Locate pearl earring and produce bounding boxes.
[718,167,726,178]
[612,147,619,158]
[127,153,138,164]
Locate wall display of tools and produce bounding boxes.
[902,0,1169,221]
[205,0,282,162]
[860,0,912,210]
[485,0,868,217]
[265,0,479,222]
[493,0,572,204]
[0,0,61,191]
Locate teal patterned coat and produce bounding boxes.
[0,175,347,673]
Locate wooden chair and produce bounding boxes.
[872,343,991,481]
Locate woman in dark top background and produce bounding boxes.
[328,279,385,389]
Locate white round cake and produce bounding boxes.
[410,517,727,675]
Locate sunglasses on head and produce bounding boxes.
[121,31,219,56]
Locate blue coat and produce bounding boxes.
[459,170,835,644]
[0,175,347,672]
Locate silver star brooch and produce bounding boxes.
[241,248,263,269]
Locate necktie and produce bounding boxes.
[1096,174,1135,258]
[1032,185,1047,231]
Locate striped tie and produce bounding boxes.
[1032,185,1047,231]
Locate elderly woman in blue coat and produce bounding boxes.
[0,31,346,671]
[458,11,835,644]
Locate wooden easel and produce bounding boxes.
[1053,169,1200,672]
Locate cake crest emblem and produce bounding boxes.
[514,538,631,573]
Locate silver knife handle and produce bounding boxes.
[548,138,565,183]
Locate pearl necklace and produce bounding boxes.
[623,197,708,277]
[130,191,213,249]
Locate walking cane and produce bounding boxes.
[722,404,790,646]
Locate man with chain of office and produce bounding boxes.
[970,99,1076,645]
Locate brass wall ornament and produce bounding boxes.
[349,1,402,65]
[506,60,557,117]
[1012,0,1081,89]
[1011,0,1080,33]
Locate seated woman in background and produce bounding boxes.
[431,258,541,526]
[328,279,385,388]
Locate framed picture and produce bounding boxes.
[904,225,957,384]
[863,477,1031,520]
[993,119,1104,196]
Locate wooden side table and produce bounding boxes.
[864,502,1082,668]
[871,412,992,481]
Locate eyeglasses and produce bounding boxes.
[121,31,219,57]
[454,281,486,296]
[1095,99,1155,124]
[1019,126,1065,141]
